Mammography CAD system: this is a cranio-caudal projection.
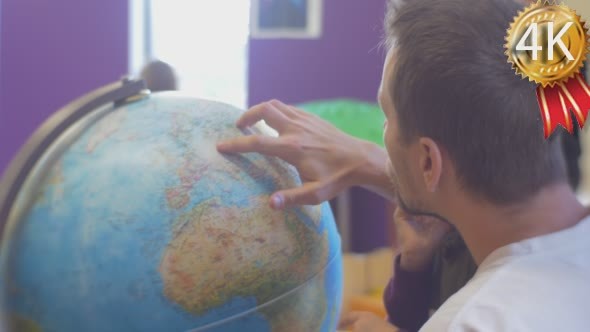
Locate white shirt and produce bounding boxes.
[420,216,590,332]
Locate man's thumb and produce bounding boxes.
[269,182,329,210]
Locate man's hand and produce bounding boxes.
[217,100,393,209]
[394,208,453,271]
[338,311,401,332]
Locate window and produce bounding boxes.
[130,0,250,108]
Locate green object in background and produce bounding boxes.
[298,99,385,147]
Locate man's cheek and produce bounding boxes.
[383,133,396,161]
[386,161,401,192]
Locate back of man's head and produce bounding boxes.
[140,60,178,92]
[384,0,567,205]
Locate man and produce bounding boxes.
[384,130,584,332]
[218,0,590,330]
[382,130,585,332]
[383,0,587,329]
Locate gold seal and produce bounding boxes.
[505,1,590,87]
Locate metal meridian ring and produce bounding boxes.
[0,79,148,236]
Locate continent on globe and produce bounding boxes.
[159,195,329,330]
[86,109,127,153]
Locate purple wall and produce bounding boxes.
[248,0,387,105]
[0,0,129,175]
[249,0,391,253]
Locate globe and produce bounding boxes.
[0,82,343,332]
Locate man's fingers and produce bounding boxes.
[217,135,284,157]
[236,101,290,131]
[270,181,334,210]
[269,99,300,118]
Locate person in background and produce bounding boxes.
[139,60,178,92]
[218,0,590,330]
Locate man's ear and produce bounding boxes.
[418,137,443,192]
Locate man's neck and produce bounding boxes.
[446,183,588,265]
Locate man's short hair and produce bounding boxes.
[384,0,567,204]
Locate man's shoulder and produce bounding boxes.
[418,267,496,331]
[421,273,590,331]
[419,247,590,332]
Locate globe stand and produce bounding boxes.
[0,78,149,233]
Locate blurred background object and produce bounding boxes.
[299,100,386,148]
[250,0,323,39]
[341,248,394,318]
[139,60,177,92]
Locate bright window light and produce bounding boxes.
[148,0,250,108]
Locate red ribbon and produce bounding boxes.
[536,73,590,138]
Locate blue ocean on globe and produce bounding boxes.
[0,93,343,332]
